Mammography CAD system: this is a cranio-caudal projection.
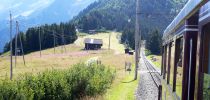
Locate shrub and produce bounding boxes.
[0,63,115,100]
[145,49,151,56]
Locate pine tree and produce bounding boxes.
[146,29,162,55]
[3,23,77,54]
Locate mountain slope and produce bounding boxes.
[71,0,186,49]
[73,0,186,34]
[0,0,96,52]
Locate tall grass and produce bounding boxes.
[0,63,115,100]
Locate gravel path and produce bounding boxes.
[135,54,159,100]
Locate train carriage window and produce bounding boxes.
[203,26,210,99]
[175,38,184,98]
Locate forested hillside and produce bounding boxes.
[2,0,186,54]
[72,0,186,49]
[3,23,77,54]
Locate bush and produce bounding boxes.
[145,49,151,56]
[0,63,115,100]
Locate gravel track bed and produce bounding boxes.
[135,55,160,100]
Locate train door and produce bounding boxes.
[202,23,210,99]
[174,38,184,98]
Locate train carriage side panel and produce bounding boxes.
[195,1,210,99]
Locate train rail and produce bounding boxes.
[142,54,161,88]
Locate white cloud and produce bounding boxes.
[29,0,54,9]
[21,9,35,17]
[18,0,54,17]
[0,0,54,19]
[12,2,23,8]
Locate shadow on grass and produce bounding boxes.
[121,79,136,83]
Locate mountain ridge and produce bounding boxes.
[71,0,186,49]
[72,0,186,33]
[0,0,96,52]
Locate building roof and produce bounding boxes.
[84,38,103,44]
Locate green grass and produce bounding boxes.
[146,55,161,69]
[105,65,139,100]
[203,73,210,99]
[0,31,140,100]
[0,51,9,57]
[77,32,88,37]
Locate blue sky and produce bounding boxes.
[0,0,95,20]
[0,0,55,19]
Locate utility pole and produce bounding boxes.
[108,32,111,50]
[15,21,18,68]
[63,34,66,53]
[62,27,66,53]
[134,0,140,80]
[9,12,13,80]
[53,31,56,54]
[39,27,42,57]
[17,21,26,66]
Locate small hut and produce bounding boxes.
[84,38,103,50]
[88,30,96,34]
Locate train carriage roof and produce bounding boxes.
[163,0,207,43]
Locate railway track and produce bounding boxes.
[142,53,161,88]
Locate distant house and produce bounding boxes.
[84,38,103,50]
[88,30,96,34]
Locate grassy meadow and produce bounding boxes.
[0,32,139,100]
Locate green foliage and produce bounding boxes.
[3,23,77,54]
[0,63,115,100]
[72,0,136,32]
[146,29,162,55]
[203,73,210,99]
[121,23,135,49]
[145,49,151,56]
[73,0,186,32]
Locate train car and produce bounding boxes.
[161,0,210,100]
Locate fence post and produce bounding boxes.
[158,85,162,100]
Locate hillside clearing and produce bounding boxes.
[0,31,138,100]
[75,32,125,54]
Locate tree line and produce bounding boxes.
[71,0,183,55]
[3,23,77,54]
[72,0,136,32]
[121,26,162,55]
[145,29,162,55]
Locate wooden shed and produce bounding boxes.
[88,30,96,34]
[84,38,103,50]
